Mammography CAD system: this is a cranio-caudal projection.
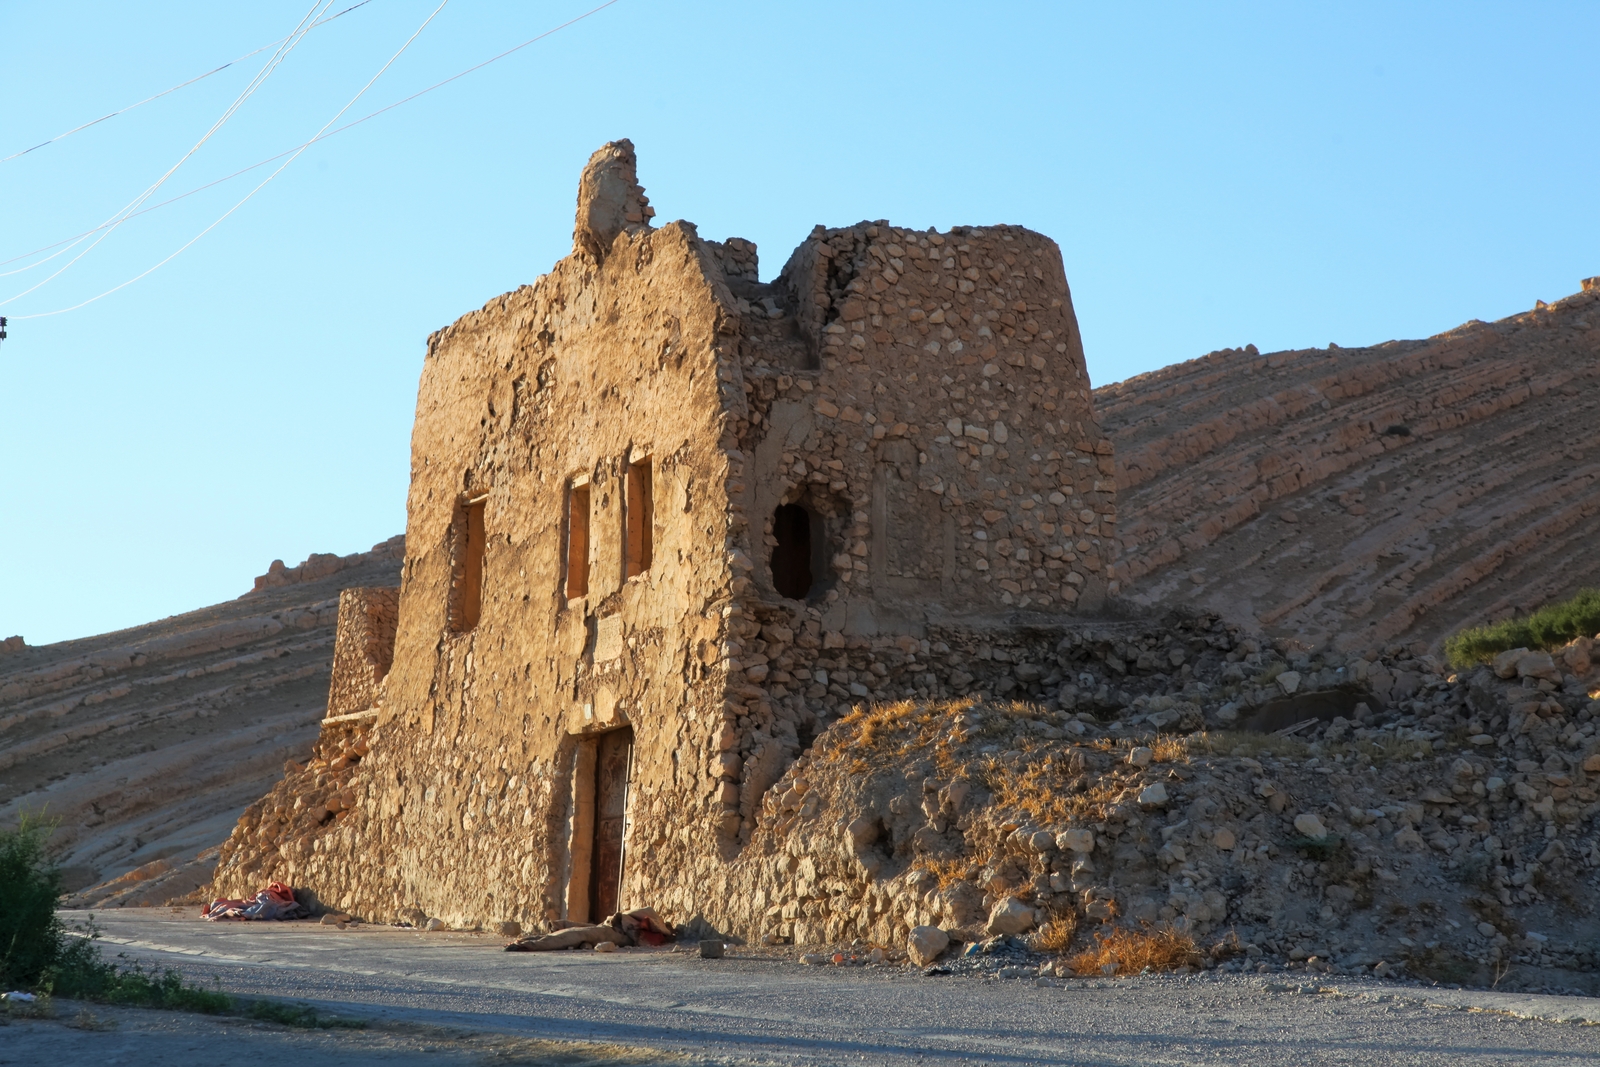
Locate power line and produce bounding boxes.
[2,0,624,312]
[0,0,378,165]
[14,0,452,320]
[0,0,333,309]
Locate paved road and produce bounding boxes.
[56,909,1600,1066]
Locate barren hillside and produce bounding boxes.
[1099,279,1600,654]
[0,538,401,903]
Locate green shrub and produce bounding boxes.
[1444,588,1600,669]
[0,812,65,991]
[0,814,360,1027]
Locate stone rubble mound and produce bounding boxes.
[733,620,1600,993]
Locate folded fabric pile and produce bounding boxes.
[202,880,308,921]
[505,907,675,952]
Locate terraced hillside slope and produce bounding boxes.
[0,537,401,904]
[1099,279,1600,654]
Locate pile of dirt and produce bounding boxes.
[737,623,1600,992]
[0,538,401,902]
[1098,278,1600,655]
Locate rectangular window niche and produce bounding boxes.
[625,457,653,579]
[566,481,591,599]
[452,496,487,632]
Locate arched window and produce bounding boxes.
[771,503,814,600]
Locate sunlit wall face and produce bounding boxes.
[3,1,1597,644]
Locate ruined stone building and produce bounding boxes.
[213,140,1120,938]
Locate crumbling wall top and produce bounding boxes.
[572,138,655,262]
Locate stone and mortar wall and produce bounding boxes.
[325,587,399,717]
[699,219,1116,847]
[218,142,748,927]
[213,142,1124,940]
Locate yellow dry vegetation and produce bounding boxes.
[820,698,1201,828]
[1031,914,1079,954]
[915,855,979,890]
[1068,923,1201,976]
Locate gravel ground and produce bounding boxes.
[22,908,1598,1066]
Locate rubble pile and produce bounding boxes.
[213,720,370,902]
[730,623,1600,993]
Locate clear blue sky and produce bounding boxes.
[2,1,1596,645]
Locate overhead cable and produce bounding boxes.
[0,0,378,165]
[13,0,451,319]
[2,0,623,303]
[0,0,333,308]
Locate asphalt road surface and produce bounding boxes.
[16,909,1598,1066]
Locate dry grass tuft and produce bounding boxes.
[1068,923,1202,977]
[1149,735,1189,763]
[916,856,978,890]
[1031,914,1079,954]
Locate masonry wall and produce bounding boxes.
[213,142,1118,943]
[325,587,399,717]
[701,220,1118,850]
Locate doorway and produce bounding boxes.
[567,726,634,923]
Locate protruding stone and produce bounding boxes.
[906,925,949,966]
[1056,828,1095,853]
[987,897,1036,935]
[1294,813,1329,839]
[572,139,653,262]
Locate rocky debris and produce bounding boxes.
[210,721,373,896]
[1098,280,1600,654]
[907,924,950,965]
[0,537,401,896]
[725,616,1600,994]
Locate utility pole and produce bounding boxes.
[0,316,7,351]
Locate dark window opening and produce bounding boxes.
[452,497,486,632]
[771,503,815,600]
[624,458,653,579]
[565,482,590,599]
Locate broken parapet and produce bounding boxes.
[572,139,655,263]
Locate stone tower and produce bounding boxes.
[211,141,1118,937]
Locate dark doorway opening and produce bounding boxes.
[587,726,633,921]
[771,503,814,600]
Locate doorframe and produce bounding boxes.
[563,725,634,924]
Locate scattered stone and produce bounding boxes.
[1276,671,1302,695]
[907,925,950,966]
[594,941,618,953]
[1128,746,1154,767]
[799,953,829,965]
[1137,782,1169,807]
[1057,828,1095,853]
[1293,813,1329,839]
[699,940,725,959]
[1213,827,1237,850]
[493,920,522,938]
[1493,648,1529,679]
[424,918,446,932]
[987,898,1037,936]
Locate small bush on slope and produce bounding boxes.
[1444,588,1600,669]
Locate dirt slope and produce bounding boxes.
[0,538,401,903]
[1098,279,1600,654]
